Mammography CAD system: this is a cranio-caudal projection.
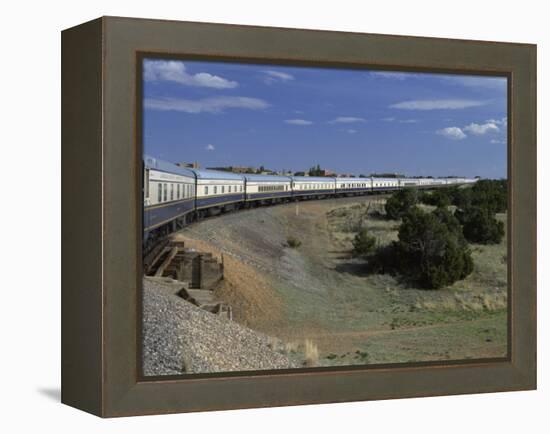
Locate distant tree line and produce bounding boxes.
[308,164,324,176]
[352,179,507,290]
[368,173,405,178]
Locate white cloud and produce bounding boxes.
[144,96,269,113]
[370,71,411,80]
[441,75,507,89]
[205,144,215,151]
[370,70,507,90]
[490,138,506,144]
[144,60,238,89]
[463,122,500,135]
[345,129,358,134]
[436,127,467,140]
[329,116,366,124]
[382,117,396,122]
[399,119,418,123]
[262,70,295,84]
[285,119,313,125]
[485,117,508,126]
[390,99,488,110]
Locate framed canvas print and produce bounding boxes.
[61,16,536,417]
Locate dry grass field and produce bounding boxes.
[177,195,508,367]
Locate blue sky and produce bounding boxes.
[143,59,507,178]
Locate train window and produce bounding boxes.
[214,186,218,194]
[158,184,162,202]
[163,184,168,201]
[177,184,180,199]
[228,185,232,193]
[205,186,209,195]
[221,186,225,194]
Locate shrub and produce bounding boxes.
[385,188,418,220]
[470,179,507,213]
[420,190,451,208]
[393,207,473,289]
[286,237,302,248]
[367,243,398,275]
[432,206,462,234]
[448,180,507,213]
[352,229,376,257]
[448,186,472,209]
[456,206,505,244]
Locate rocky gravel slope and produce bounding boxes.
[142,277,297,376]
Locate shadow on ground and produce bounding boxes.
[37,387,60,402]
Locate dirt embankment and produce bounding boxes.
[175,196,508,366]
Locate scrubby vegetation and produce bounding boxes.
[352,228,377,257]
[456,206,505,244]
[286,237,302,248]
[367,207,474,289]
[419,189,451,208]
[385,188,418,220]
[422,180,507,214]
[356,179,507,289]
[470,179,507,213]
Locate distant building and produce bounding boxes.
[318,169,336,176]
[207,166,252,173]
[294,171,308,176]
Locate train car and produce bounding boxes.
[292,176,336,198]
[428,178,448,188]
[418,178,436,189]
[192,169,245,216]
[244,174,292,204]
[143,155,197,236]
[372,177,399,192]
[399,178,421,188]
[335,177,372,195]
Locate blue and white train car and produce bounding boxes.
[292,176,336,198]
[335,177,372,195]
[372,177,399,192]
[143,155,196,234]
[244,174,292,203]
[192,169,245,215]
[417,178,434,189]
[399,178,421,188]
[429,178,448,188]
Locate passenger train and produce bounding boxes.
[143,155,477,249]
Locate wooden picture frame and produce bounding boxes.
[61,16,536,417]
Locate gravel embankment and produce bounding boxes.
[142,277,297,376]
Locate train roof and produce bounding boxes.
[335,177,372,183]
[190,168,245,181]
[143,155,196,178]
[244,174,292,182]
[369,177,399,182]
[292,176,336,182]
